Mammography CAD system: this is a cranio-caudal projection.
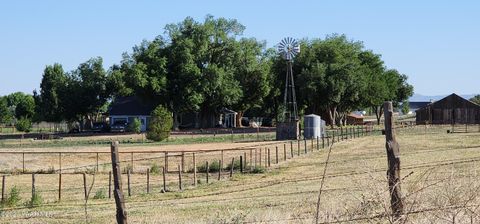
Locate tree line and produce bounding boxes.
[0,15,413,131]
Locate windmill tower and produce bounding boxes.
[276,37,300,140]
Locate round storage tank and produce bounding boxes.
[304,114,321,139]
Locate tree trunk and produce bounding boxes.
[236,111,244,128]
[374,106,384,125]
[172,112,180,131]
[328,106,337,128]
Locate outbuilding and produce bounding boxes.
[415,93,480,125]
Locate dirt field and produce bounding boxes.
[2,126,480,223]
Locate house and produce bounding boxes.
[416,93,480,125]
[108,96,156,132]
[346,113,364,125]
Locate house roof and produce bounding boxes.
[109,96,157,116]
[347,113,363,119]
[408,101,431,110]
[416,93,480,111]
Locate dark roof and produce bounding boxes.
[408,101,431,110]
[416,93,480,111]
[109,96,156,116]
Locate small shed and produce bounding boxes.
[347,113,364,125]
[416,93,480,125]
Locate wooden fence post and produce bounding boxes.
[178,165,182,190]
[2,176,5,203]
[267,148,271,167]
[218,160,222,181]
[110,141,127,224]
[230,158,235,177]
[206,161,209,184]
[109,171,112,199]
[240,156,243,173]
[322,136,325,148]
[384,101,404,219]
[304,139,307,154]
[316,137,319,150]
[290,141,294,158]
[275,146,279,164]
[297,140,300,156]
[32,173,35,200]
[162,167,166,192]
[83,173,87,200]
[127,169,131,196]
[193,153,197,186]
[58,173,62,201]
[147,168,150,194]
[284,144,287,161]
[96,153,99,172]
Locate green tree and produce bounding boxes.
[15,117,32,132]
[0,96,14,124]
[470,95,480,105]
[147,105,173,141]
[62,57,109,129]
[35,64,67,122]
[14,94,35,119]
[231,38,271,127]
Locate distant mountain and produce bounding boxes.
[409,93,478,102]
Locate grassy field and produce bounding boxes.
[2,125,480,223]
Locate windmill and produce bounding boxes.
[276,37,300,140]
[277,37,300,123]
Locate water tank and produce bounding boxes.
[304,114,323,139]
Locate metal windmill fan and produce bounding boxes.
[277,37,300,61]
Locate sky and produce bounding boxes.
[1,1,479,96]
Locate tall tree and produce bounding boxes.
[0,96,13,124]
[231,38,271,127]
[63,57,109,129]
[470,95,480,105]
[35,64,67,122]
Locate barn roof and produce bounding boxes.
[108,96,157,116]
[416,93,480,111]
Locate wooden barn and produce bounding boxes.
[415,93,480,125]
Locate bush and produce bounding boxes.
[225,159,242,171]
[150,163,161,175]
[251,166,266,174]
[27,192,43,207]
[2,186,21,207]
[15,117,32,133]
[147,105,173,142]
[197,160,221,173]
[93,189,106,199]
[127,118,141,133]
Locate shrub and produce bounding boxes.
[197,160,221,173]
[150,163,161,175]
[251,166,266,174]
[27,192,43,207]
[93,189,106,199]
[15,117,32,133]
[2,186,21,207]
[147,105,173,142]
[127,118,141,134]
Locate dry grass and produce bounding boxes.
[2,126,480,223]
